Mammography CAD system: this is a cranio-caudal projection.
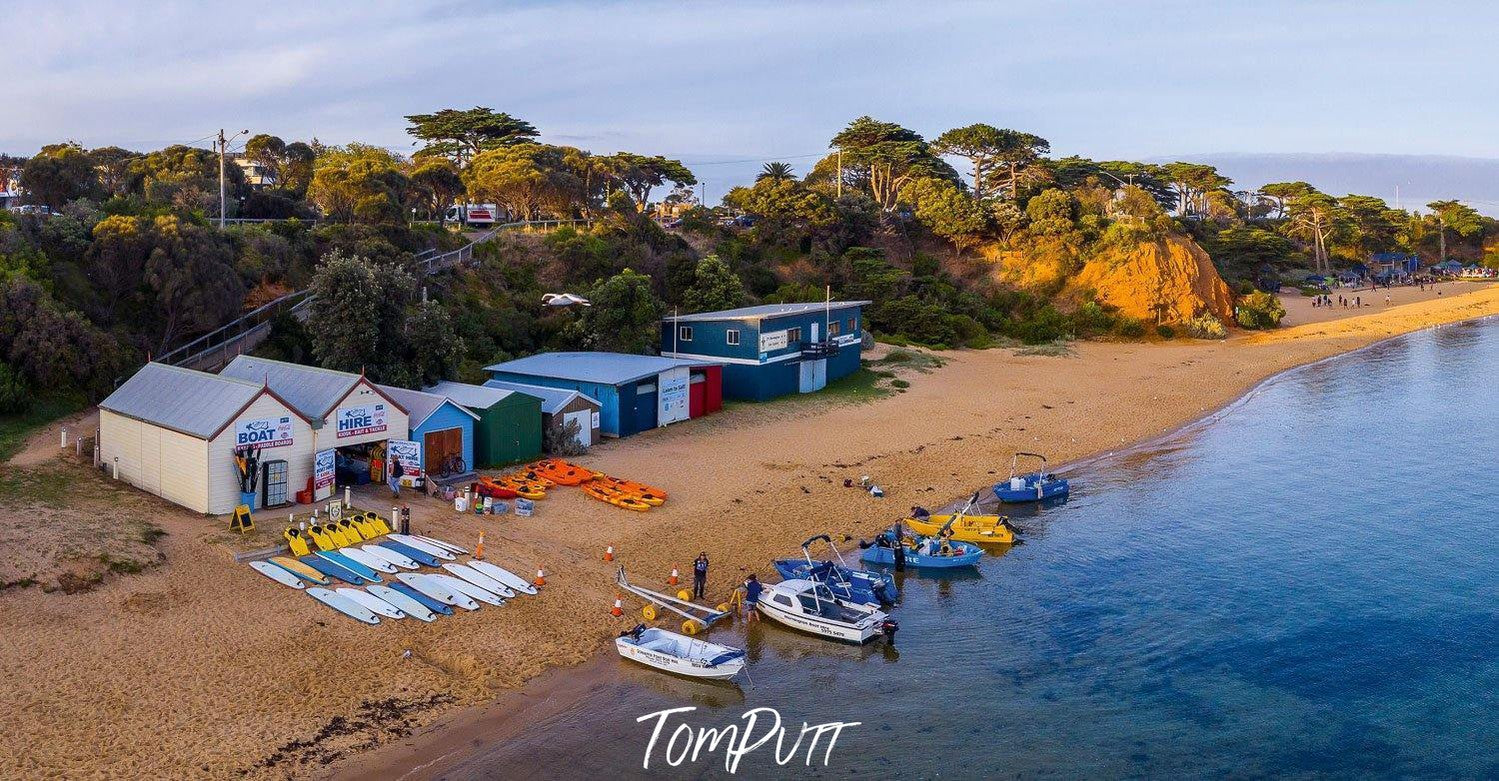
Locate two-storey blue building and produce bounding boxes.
[660,301,869,401]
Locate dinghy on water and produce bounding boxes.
[756,579,897,644]
[615,625,746,681]
[860,528,984,569]
[993,452,1070,503]
[772,534,898,606]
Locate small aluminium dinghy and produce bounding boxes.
[860,529,983,569]
[615,625,746,681]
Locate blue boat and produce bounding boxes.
[773,534,899,606]
[860,529,983,569]
[993,452,1070,503]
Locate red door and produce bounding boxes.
[689,375,706,418]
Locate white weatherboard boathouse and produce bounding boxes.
[98,363,315,514]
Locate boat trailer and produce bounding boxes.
[616,566,730,635]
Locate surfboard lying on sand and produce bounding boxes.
[337,587,406,619]
[387,534,455,560]
[367,585,438,622]
[270,556,331,585]
[375,540,442,568]
[411,534,469,555]
[469,560,538,596]
[396,573,478,611]
[443,563,515,598]
[360,544,420,570]
[339,547,397,574]
[429,573,504,606]
[300,554,370,585]
[250,560,306,589]
[316,551,382,582]
[307,588,380,624]
[387,581,454,616]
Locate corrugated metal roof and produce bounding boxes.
[424,380,519,410]
[377,385,478,430]
[665,300,870,324]
[483,379,600,415]
[100,363,266,439]
[483,352,718,386]
[221,355,361,420]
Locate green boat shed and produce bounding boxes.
[424,381,542,467]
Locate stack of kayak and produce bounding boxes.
[246,510,538,625]
[473,458,668,513]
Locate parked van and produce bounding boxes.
[444,203,503,226]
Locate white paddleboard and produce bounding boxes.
[339,547,397,574]
[337,587,406,619]
[360,544,419,570]
[443,562,515,598]
[307,587,380,624]
[250,560,305,589]
[469,560,539,596]
[388,534,455,560]
[367,585,438,622]
[396,573,478,611]
[414,533,469,555]
[429,573,505,606]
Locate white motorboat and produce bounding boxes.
[615,625,746,681]
[755,579,895,644]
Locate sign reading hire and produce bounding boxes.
[336,403,388,439]
[235,415,294,450]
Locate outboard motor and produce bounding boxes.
[880,619,899,644]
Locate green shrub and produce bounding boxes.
[1184,314,1228,339]
[944,313,988,347]
[1010,305,1074,345]
[1235,291,1287,330]
[890,379,910,389]
[1070,300,1118,336]
[1156,324,1176,339]
[1114,318,1147,339]
[0,363,30,415]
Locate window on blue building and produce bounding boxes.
[828,321,840,337]
[787,327,801,345]
[726,329,739,346]
[679,325,693,341]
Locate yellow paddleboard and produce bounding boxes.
[270,556,330,584]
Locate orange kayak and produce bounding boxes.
[596,476,667,500]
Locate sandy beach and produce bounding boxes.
[2,281,1497,780]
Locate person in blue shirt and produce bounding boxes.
[692,552,709,599]
[743,574,763,622]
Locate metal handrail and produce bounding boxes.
[157,217,592,370]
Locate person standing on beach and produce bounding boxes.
[692,552,708,600]
[743,574,763,621]
[388,456,403,499]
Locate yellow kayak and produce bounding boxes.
[903,514,1016,545]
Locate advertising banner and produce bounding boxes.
[657,368,690,426]
[313,449,335,499]
[387,439,421,472]
[336,403,388,439]
[234,415,293,450]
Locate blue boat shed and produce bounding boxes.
[483,352,720,438]
[659,301,869,401]
[378,385,478,476]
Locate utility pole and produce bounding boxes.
[217,129,227,229]
[217,128,249,228]
[836,148,843,198]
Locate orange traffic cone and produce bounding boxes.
[474,530,486,561]
[603,545,615,562]
[668,567,679,586]
[610,594,623,617]
[533,567,546,587]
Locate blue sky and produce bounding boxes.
[5,0,1497,203]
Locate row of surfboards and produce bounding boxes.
[248,532,537,625]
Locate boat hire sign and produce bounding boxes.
[336,403,387,439]
[235,415,294,450]
[313,449,335,493]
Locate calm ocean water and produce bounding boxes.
[443,319,1499,780]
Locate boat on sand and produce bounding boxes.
[615,625,746,680]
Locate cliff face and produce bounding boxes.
[1063,235,1235,324]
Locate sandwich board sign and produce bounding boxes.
[313,449,335,501]
[230,504,254,533]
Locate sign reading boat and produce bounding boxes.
[336,403,387,439]
[235,415,293,450]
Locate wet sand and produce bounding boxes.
[2,282,1497,780]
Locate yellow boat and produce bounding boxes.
[903,514,1017,545]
